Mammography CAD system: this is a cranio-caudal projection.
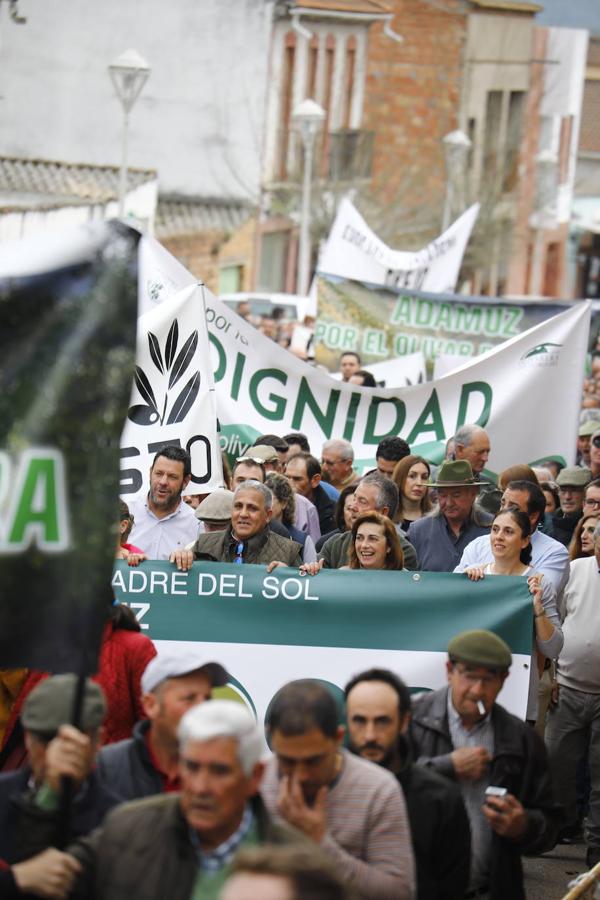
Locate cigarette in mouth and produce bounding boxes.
[477,700,486,716]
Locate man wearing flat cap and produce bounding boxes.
[195,488,234,533]
[407,461,493,572]
[546,467,591,547]
[95,651,229,804]
[577,420,600,469]
[409,630,563,900]
[249,443,283,474]
[0,675,120,864]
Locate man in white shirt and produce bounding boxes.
[127,445,200,560]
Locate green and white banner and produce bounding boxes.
[314,276,600,374]
[138,238,590,473]
[112,560,534,723]
[317,198,480,293]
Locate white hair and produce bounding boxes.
[234,479,272,510]
[453,424,487,448]
[322,438,354,462]
[178,700,263,775]
[532,467,553,483]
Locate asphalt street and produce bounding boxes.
[524,839,589,899]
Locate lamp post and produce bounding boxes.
[442,129,472,231]
[292,99,325,296]
[108,49,150,217]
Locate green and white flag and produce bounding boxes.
[113,560,534,724]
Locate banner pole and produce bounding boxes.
[56,668,87,849]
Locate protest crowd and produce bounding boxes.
[1,358,600,900]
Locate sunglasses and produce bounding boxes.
[234,541,244,564]
[592,436,600,449]
[235,456,268,466]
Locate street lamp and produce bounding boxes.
[108,49,150,217]
[292,99,326,296]
[442,129,472,231]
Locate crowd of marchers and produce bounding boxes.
[1,353,600,899]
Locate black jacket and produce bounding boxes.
[408,687,564,900]
[0,768,29,862]
[396,754,471,900]
[7,766,122,865]
[95,720,163,804]
[311,483,336,536]
[545,509,582,547]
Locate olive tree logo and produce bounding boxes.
[521,342,562,359]
[128,320,200,426]
[518,342,562,369]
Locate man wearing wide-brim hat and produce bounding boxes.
[409,629,564,900]
[407,460,493,572]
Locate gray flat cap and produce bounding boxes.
[556,467,592,488]
[22,675,106,736]
[195,489,234,522]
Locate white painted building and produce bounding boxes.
[0,0,274,200]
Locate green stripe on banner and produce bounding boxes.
[112,561,533,655]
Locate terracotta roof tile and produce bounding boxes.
[155,195,253,238]
[0,156,156,207]
[290,0,390,16]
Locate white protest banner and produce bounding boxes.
[138,237,590,474]
[113,561,533,723]
[138,234,195,316]
[317,198,479,292]
[120,283,222,498]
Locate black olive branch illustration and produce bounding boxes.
[127,318,201,426]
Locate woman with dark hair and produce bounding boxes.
[266,472,317,563]
[392,455,432,531]
[464,507,562,721]
[95,601,157,745]
[569,512,600,561]
[541,481,560,514]
[345,512,404,571]
[315,483,357,552]
[349,370,377,388]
